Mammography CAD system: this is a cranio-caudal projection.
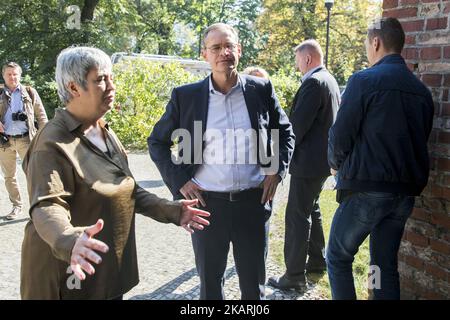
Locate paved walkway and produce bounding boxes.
[0,152,329,300]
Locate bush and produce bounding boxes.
[270,72,300,114]
[36,81,59,118]
[106,60,202,150]
[22,75,60,119]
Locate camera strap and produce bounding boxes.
[25,86,35,104]
[0,86,34,106]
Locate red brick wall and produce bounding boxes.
[383,0,450,300]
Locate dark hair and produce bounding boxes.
[368,17,405,53]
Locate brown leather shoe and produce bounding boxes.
[267,274,307,291]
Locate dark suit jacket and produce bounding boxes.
[148,74,295,199]
[289,67,340,178]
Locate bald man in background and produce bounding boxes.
[268,40,340,290]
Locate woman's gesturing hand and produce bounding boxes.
[70,219,109,280]
[179,199,211,234]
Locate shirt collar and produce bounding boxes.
[301,65,324,82]
[5,84,21,96]
[208,74,241,95]
[55,108,109,132]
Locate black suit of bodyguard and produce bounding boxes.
[289,67,339,178]
[148,23,294,299]
[269,40,340,289]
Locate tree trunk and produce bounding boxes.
[81,0,99,22]
[80,0,99,44]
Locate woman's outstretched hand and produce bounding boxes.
[70,219,109,280]
[179,199,211,234]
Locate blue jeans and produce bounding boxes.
[326,191,414,300]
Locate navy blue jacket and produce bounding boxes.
[148,74,295,199]
[328,54,434,196]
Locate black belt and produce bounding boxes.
[7,132,28,138]
[203,188,262,202]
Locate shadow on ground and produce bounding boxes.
[129,266,326,300]
[130,267,237,300]
[0,217,29,227]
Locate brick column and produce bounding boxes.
[383,0,450,299]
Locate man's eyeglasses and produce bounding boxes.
[206,43,238,54]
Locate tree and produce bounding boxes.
[256,0,382,84]
[232,0,264,68]
[133,0,186,55]
[0,0,141,81]
[0,0,143,116]
[176,0,236,57]
[174,0,263,68]
[81,0,99,22]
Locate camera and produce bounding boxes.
[12,111,27,121]
[0,133,9,145]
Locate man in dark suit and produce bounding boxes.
[148,23,295,300]
[268,40,340,290]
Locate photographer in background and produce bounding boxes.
[0,62,48,220]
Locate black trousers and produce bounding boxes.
[191,189,271,300]
[284,176,327,280]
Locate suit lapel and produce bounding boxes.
[195,77,210,136]
[240,75,259,130]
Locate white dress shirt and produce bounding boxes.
[192,76,264,192]
[3,85,29,135]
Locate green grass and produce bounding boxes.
[270,189,370,300]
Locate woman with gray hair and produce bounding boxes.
[20,46,210,300]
